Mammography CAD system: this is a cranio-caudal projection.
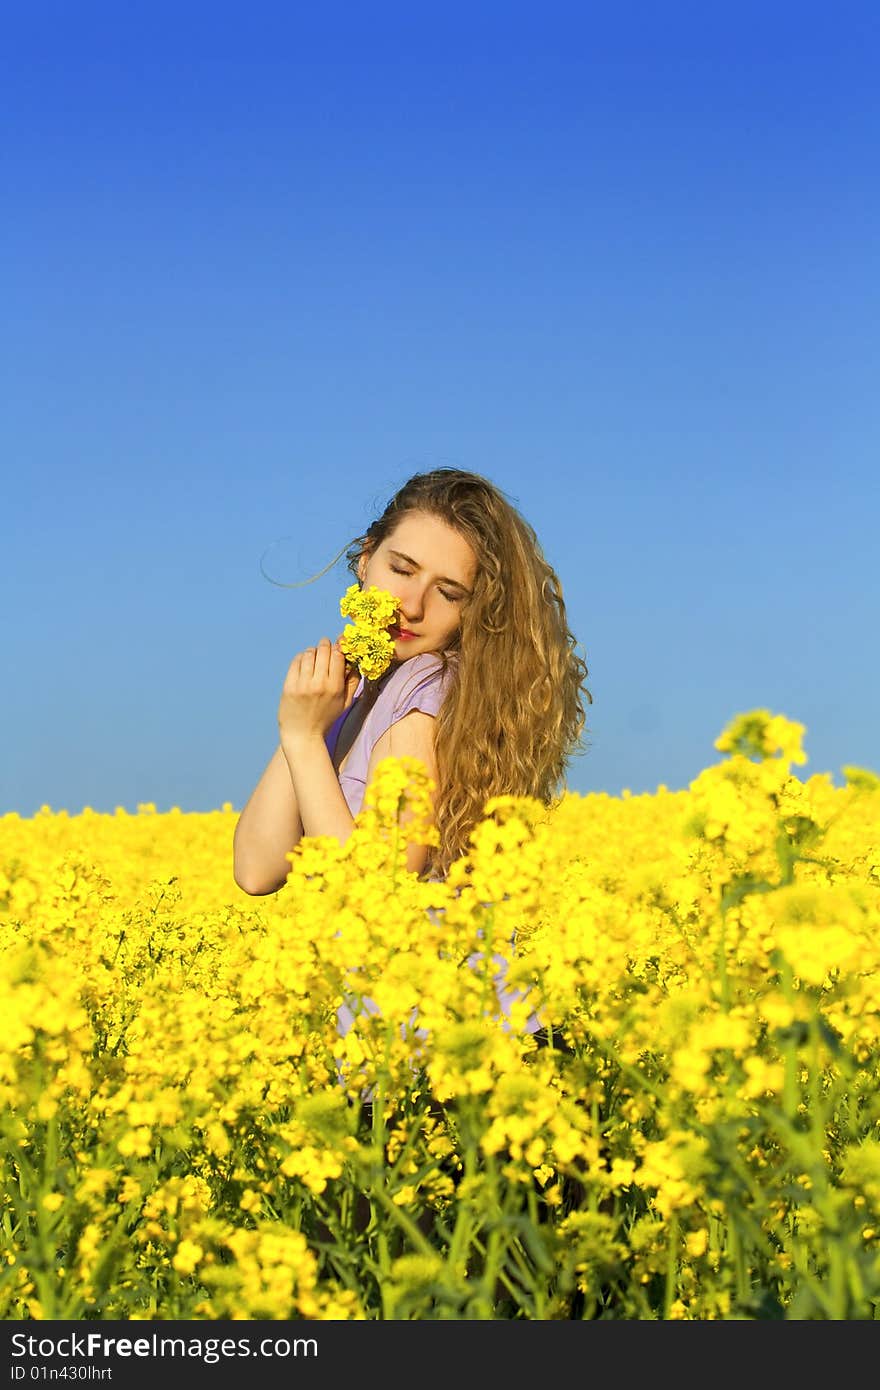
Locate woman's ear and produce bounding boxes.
[356,547,371,585]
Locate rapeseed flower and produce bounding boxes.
[338,582,399,679]
[2,709,880,1318]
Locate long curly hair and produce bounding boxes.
[346,467,592,879]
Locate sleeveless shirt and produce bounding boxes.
[324,651,456,817]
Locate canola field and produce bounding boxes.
[2,710,880,1320]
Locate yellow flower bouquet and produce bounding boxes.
[338,583,400,681]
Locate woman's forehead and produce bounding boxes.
[385,513,477,575]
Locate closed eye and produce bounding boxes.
[389,563,461,603]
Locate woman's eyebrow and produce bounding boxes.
[388,548,472,593]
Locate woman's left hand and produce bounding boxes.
[277,635,360,745]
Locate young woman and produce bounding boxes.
[233,467,591,895]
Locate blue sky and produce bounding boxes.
[4,1,878,817]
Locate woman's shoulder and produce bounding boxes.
[375,651,457,718]
[392,649,450,680]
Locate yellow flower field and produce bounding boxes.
[2,711,879,1319]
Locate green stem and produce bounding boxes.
[366,1182,438,1259]
[727,1220,750,1306]
[663,1214,679,1317]
[447,1123,483,1280]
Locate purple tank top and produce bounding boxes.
[324,651,456,816]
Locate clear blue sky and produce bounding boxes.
[4,1,878,817]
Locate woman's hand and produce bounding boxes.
[278,635,360,745]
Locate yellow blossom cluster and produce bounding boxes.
[338,583,399,680]
[2,710,880,1319]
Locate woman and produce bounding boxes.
[233,467,591,895]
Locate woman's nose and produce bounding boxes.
[397,582,425,620]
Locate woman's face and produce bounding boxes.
[357,510,478,660]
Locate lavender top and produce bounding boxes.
[324,651,456,817]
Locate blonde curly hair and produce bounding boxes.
[346,468,592,880]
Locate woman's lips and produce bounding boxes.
[390,625,417,640]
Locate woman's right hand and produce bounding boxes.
[277,634,360,745]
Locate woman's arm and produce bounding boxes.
[232,742,304,895]
[233,635,360,895]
